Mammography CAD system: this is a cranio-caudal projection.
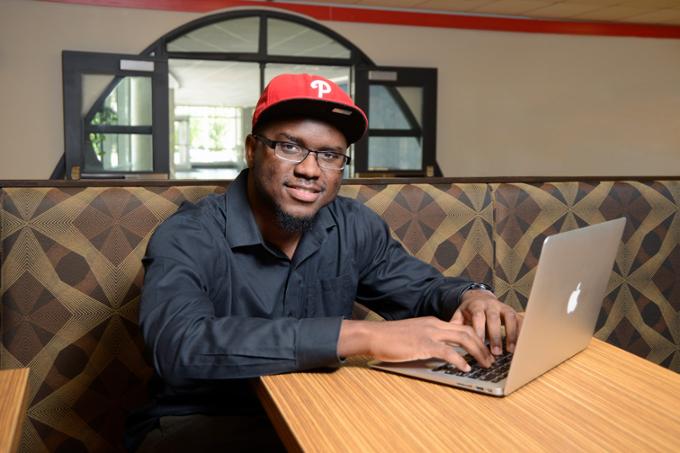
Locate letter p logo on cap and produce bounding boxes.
[310,79,331,98]
[252,73,367,144]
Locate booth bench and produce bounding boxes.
[1,176,678,451]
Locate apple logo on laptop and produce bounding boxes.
[567,283,582,314]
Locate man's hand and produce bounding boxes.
[338,317,494,372]
[451,289,522,355]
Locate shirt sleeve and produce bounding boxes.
[139,210,343,382]
[351,204,473,321]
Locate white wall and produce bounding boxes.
[1,0,679,179]
[0,0,200,179]
[332,22,680,177]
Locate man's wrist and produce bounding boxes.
[337,319,372,359]
[459,282,494,301]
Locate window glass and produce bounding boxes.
[368,137,422,171]
[369,85,422,130]
[396,87,423,128]
[265,64,351,93]
[169,59,260,179]
[167,17,259,53]
[90,77,152,126]
[85,133,153,172]
[82,74,114,116]
[267,18,350,58]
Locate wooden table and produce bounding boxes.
[0,368,30,453]
[256,339,680,452]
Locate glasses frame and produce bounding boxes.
[252,134,351,171]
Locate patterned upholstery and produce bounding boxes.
[341,182,494,322]
[1,186,225,452]
[1,179,678,451]
[339,182,494,283]
[492,181,680,372]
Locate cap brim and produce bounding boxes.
[254,98,367,145]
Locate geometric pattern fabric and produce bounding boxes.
[2,179,679,451]
[1,186,225,452]
[340,183,494,323]
[492,181,680,373]
[339,182,494,284]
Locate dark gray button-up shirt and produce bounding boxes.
[139,169,471,409]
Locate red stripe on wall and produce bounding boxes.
[39,0,680,39]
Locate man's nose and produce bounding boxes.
[294,151,322,177]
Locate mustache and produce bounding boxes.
[284,178,326,193]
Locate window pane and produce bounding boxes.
[369,85,422,130]
[82,74,114,116]
[368,137,422,171]
[167,17,259,53]
[396,87,423,128]
[265,64,351,93]
[85,133,153,172]
[267,19,350,58]
[89,77,152,126]
[169,60,260,179]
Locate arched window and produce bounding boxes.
[61,9,437,179]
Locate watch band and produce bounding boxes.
[461,282,494,296]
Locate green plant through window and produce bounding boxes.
[88,107,118,160]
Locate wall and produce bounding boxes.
[0,0,201,179]
[1,0,679,179]
[331,22,680,177]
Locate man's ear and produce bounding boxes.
[245,134,256,168]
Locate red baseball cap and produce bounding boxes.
[252,73,368,145]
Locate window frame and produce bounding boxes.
[57,9,439,179]
[354,66,439,177]
[62,51,169,178]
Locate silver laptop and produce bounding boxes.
[369,218,626,396]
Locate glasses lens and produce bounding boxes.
[316,152,347,170]
[273,141,347,170]
[274,142,305,162]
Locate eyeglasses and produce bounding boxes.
[252,134,351,171]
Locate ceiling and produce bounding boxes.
[277,0,680,26]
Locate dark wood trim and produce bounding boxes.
[3,175,680,189]
[342,175,680,185]
[0,180,231,188]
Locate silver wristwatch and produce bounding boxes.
[461,282,494,296]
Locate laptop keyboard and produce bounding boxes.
[432,350,514,383]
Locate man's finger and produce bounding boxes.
[436,325,493,367]
[451,310,464,325]
[485,309,503,355]
[472,310,486,341]
[517,312,524,335]
[502,309,519,353]
[433,344,471,372]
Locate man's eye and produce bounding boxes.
[279,143,301,154]
[319,152,342,162]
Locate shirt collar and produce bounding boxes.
[224,169,263,248]
[224,169,337,253]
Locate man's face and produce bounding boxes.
[246,118,347,232]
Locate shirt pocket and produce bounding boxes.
[305,273,357,318]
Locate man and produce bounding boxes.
[128,73,520,451]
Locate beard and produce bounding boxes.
[274,204,317,234]
[250,167,319,234]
